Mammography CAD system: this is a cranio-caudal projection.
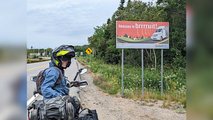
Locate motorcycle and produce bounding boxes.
[28,68,98,120]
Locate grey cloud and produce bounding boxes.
[27,0,119,48]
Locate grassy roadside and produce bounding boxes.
[27,58,50,64]
[78,56,186,108]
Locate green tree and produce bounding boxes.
[119,0,125,10]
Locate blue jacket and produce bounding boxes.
[41,62,69,99]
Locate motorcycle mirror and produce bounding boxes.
[30,76,37,82]
[80,68,87,75]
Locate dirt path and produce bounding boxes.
[79,70,186,120]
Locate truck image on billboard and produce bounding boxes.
[116,21,169,49]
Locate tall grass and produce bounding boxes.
[78,56,186,107]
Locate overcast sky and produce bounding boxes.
[27,0,157,49]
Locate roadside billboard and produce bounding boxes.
[116,21,169,49]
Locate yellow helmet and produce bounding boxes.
[51,45,75,68]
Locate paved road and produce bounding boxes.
[27,59,81,104]
[27,61,49,100]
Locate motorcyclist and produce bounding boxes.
[41,45,75,99]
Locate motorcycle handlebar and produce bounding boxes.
[67,80,88,88]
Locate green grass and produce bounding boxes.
[78,56,186,107]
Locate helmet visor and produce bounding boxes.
[60,55,72,61]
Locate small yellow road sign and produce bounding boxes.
[85,48,92,55]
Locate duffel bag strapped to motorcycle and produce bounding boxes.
[43,96,70,120]
[78,108,98,120]
[28,96,79,120]
[28,100,45,120]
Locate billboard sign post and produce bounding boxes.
[161,49,164,96]
[141,49,144,96]
[121,49,124,96]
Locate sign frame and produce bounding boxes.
[116,21,169,49]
